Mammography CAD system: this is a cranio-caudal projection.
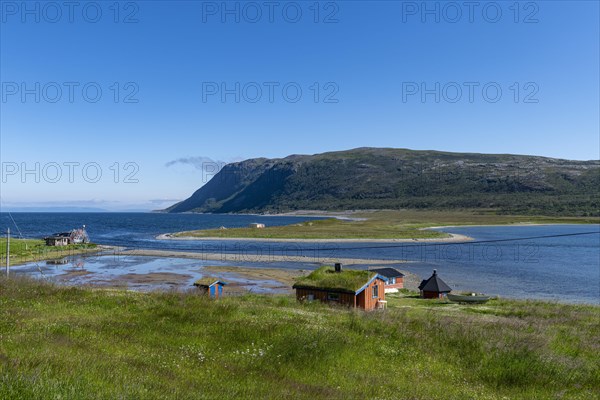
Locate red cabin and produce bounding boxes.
[293,264,389,311]
[371,268,405,293]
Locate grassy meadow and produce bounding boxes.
[0,277,598,399]
[174,210,599,240]
[0,238,98,267]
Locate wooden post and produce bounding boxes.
[6,228,10,277]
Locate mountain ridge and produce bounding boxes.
[166,148,600,216]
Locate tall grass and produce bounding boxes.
[0,277,598,399]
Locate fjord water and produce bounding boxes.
[2,213,598,303]
[423,225,599,304]
[0,212,324,246]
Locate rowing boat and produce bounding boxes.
[447,293,490,304]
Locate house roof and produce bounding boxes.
[371,268,405,278]
[52,232,72,237]
[193,278,227,287]
[293,266,388,295]
[418,270,452,293]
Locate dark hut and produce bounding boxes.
[418,269,452,299]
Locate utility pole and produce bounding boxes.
[6,228,10,277]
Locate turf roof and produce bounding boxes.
[293,266,377,293]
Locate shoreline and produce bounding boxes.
[156,220,598,244]
[0,245,108,268]
[113,248,408,266]
[156,232,473,243]
[183,210,598,223]
[264,210,368,221]
[425,222,600,229]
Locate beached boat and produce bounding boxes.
[447,293,490,304]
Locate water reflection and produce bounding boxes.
[14,255,305,294]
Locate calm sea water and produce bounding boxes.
[2,213,599,304]
[0,212,324,246]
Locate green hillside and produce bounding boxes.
[166,148,600,216]
[1,277,598,399]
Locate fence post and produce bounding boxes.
[6,228,10,277]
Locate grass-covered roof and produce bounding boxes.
[293,266,376,293]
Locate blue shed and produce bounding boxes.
[193,278,227,298]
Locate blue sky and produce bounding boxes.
[1,1,598,210]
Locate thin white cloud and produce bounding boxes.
[165,156,226,171]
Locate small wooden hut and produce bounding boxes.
[44,235,70,246]
[418,269,452,299]
[193,278,227,299]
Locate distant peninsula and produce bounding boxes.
[165,148,600,217]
